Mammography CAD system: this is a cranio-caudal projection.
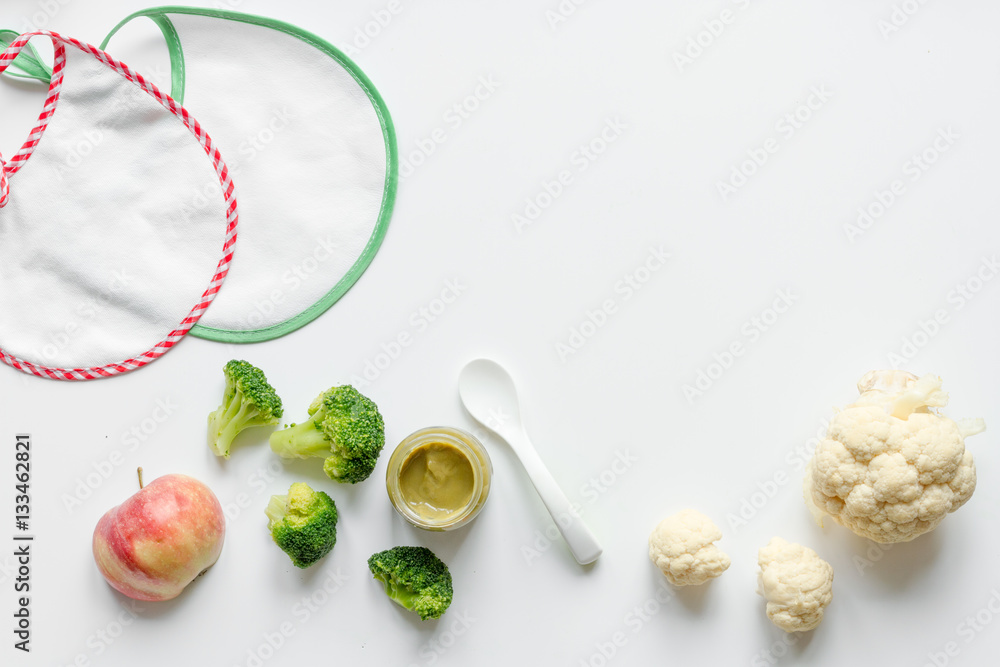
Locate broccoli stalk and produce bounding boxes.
[266,482,339,569]
[207,360,283,458]
[367,546,454,620]
[268,421,330,458]
[378,576,421,609]
[269,385,385,484]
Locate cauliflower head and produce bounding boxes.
[804,371,985,544]
[757,537,833,632]
[648,509,731,586]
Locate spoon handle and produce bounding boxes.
[515,435,603,565]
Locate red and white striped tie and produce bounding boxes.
[0,155,8,208]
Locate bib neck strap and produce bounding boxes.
[0,32,67,209]
[0,30,53,83]
[0,156,7,208]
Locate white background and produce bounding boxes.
[2,1,999,666]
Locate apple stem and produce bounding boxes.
[137,467,144,489]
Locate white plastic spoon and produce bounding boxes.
[458,359,603,565]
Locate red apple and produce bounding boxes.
[93,469,225,601]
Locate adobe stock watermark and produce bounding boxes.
[233,568,349,667]
[545,0,597,31]
[576,580,676,667]
[683,289,798,404]
[672,0,760,73]
[241,235,342,329]
[60,397,178,514]
[400,75,501,180]
[107,63,173,112]
[512,117,627,233]
[918,588,1000,667]
[877,0,932,40]
[853,541,895,575]
[467,406,511,449]
[166,107,293,225]
[887,255,999,368]
[16,0,73,33]
[29,268,132,365]
[405,610,476,667]
[727,415,829,532]
[53,130,105,182]
[555,245,668,362]
[522,449,638,565]
[167,179,225,225]
[233,107,295,164]
[843,126,958,243]
[751,633,800,667]
[142,62,172,91]
[341,0,405,57]
[55,599,145,667]
[350,278,467,388]
[221,458,289,524]
[212,0,250,10]
[716,86,833,202]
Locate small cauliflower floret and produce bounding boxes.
[804,371,985,543]
[648,509,730,586]
[757,537,833,633]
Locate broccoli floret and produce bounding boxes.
[207,360,283,458]
[268,385,385,484]
[367,546,453,620]
[265,482,339,568]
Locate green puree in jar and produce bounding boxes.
[398,441,475,521]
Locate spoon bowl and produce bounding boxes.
[459,359,603,565]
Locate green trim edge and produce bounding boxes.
[100,6,398,344]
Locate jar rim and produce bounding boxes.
[386,426,492,530]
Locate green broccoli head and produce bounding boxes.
[208,360,283,458]
[268,385,385,484]
[265,482,338,568]
[367,546,454,620]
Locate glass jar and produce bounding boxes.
[386,426,492,531]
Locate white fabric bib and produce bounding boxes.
[102,8,398,342]
[0,32,237,380]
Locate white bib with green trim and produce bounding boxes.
[102,8,398,342]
